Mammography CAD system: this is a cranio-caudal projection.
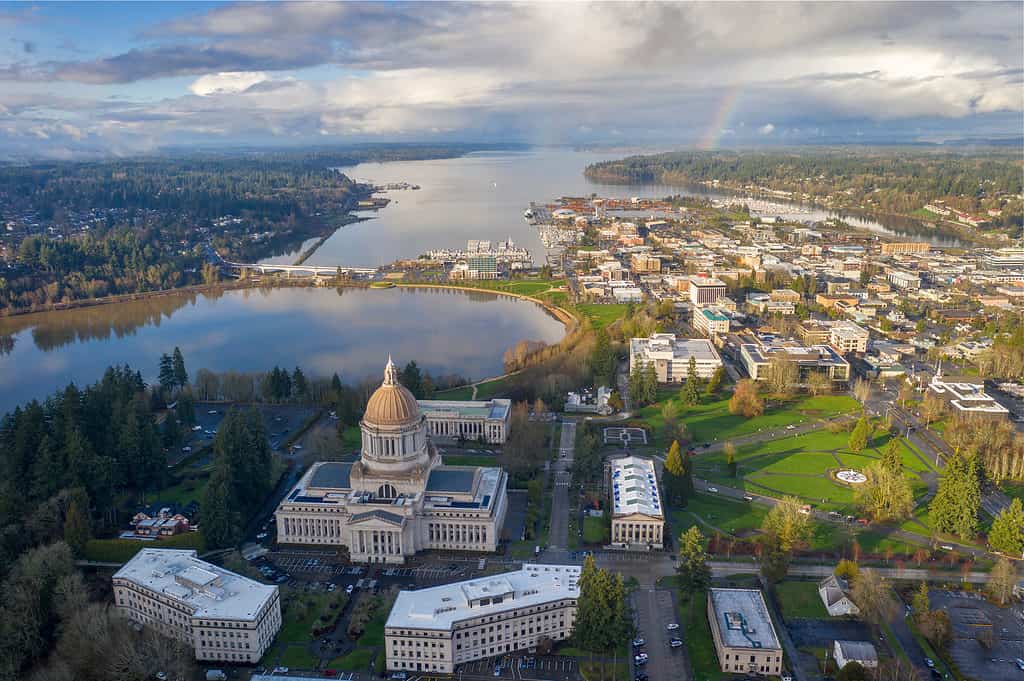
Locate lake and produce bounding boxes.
[0,286,566,415]
[287,148,959,267]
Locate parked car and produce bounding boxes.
[632,638,645,647]
[666,623,679,631]
[742,495,754,502]
[670,639,683,648]
[346,584,354,594]
[706,487,718,493]
[925,658,935,668]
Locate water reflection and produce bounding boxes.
[0,286,565,415]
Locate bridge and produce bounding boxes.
[207,246,378,277]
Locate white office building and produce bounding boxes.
[629,334,723,383]
[708,589,783,676]
[419,398,511,444]
[829,321,869,354]
[610,456,664,549]
[693,307,731,337]
[385,564,580,674]
[689,276,729,305]
[112,549,281,663]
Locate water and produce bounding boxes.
[307,148,959,266]
[258,237,321,265]
[0,286,565,415]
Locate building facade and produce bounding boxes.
[829,321,869,354]
[833,640,878,669]
[707,589,783,676]
[818,574,860,617]
[629,334,723,383]
[275,359,509,563]
[419,398,511,444]
[630,253,662,273]
[609,456,664,549]
[112,549,281,663]
[693,307,731,337]
[385,564,580,674]
[880,242,929,255]
[740,341,850,386]
[689,276,728,305]
[927,374,1010,419]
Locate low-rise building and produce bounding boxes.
[631,252,662,273]
[693,306,731,337]
[880,242,930,255]
[113,549,281,663]
[740,341,850,386]
[384,564,580,674]
[829,321,869,354]
[887,270,921,290]
[818,574,860,617]
[927,375,1010,419]
[629,334,723,382]
[419,398,511,444]
[707,588,783,676]
[833,640,878,670]
[609,456,664,549]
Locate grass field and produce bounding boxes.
[83,530,205,563]
[147,470,210,506]
[669,494,768,536]
[583,515,608,544]
[774,581,830,619]
[683,590,724,681]
[435,374,514,401]
[575,303,630,329]
[328,648,375,671]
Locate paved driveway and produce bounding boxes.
[630,588,688,681]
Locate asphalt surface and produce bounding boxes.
[548,420,575,551]
[630,588,688,681]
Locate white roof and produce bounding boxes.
[385,564,580,631]
[632,335,722,363]
[113,549,277,621]
[611,456,662,519]
[708,588,781,651]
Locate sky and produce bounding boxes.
[0,1,1022,159]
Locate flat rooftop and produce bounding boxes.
[611,456,662,519]
[113,549,276,621]
[386,564,580,631]
[708,588,781,651]
[929,378,1010,414]
[742,342,848,368]
[419,398,511,421]
[632,335,722,363]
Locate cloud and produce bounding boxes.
[758,123,775,135]
[190,71,269,96]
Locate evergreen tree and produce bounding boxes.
[988,498,1024,557]
[590,329,616,386]
[202,466,240,549]
[158,353,175,393]
[664,441,685,505]
[676,526,711,594]
[681,357,701,406]
[628,364,644,406]
[331,372,343,394]
[911,581,930,617]
[880,438,902,473]
[171,347,188,388]
[176,388,196,427]
[706,365,725,395]
[63,498,91,556]
[402,361,424,398]
[848,416,871,453]
[930,453,981,540]
[641,362,658,405]
[724,441,738,477]
[681,452,695,501]
[292,367,308,398]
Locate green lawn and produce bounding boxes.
[575,303,630,329]
[340,425,362,450]
[434,385,474,400]
[328,648,376,671]
[669,494,768,536]
[774,581,830,619]
[684,591,723,681]
[434,278,565,297]
[83,531,205,563]
[147,472,210,506]
[582,515,608,544]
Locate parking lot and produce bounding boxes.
[456,654,577,680]
[630,588,686,681]
[931,590,1024,681]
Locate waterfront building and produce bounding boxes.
[740,341,850,386]
[629,334,723,382]
[112,549,281,663]
[384,564,580,674]
[274,359,509,563]
[609,456,664,549]
[880,242,930,255]
[689,276,728,305]
[419,398,511,444]
[693,306,731,337]
[707,588,783,676]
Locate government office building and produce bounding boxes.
[609,455,665,549]
[708,588,783,676]
[275,359,509,564]
[385,564,580,674]
[419,398,511,444]
[629,334,724,383]
[112,549,281,663]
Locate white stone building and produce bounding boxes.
[275,359,509,564]
[707,589,783,676]
[629,334,723,383]
[609,456,664,549]
[419,398,511,444]
[385,564,580,674]
[112,549,281,663]
[829,321,870,354]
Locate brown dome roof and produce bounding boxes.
[363,358,421,426]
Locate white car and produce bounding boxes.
[785,424,796,430]
[346,584,354,594]
[669,639,683,648]
[272,667,289,674]
[666,623,679,631]
[706,487,718,493]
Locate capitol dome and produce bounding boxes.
[364,357,421,427]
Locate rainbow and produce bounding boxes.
[697,88,742,151]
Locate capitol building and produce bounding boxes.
[275,359,509,564]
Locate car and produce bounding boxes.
[785,424,796,430]
[1016,659,1024,671]
[707,487,718,493]
[670,639,683,648]
[327,584,336,592]
[323,670,337,677]
[781,675,794,681]
[156,673,168,681]
[742,495,754,502]
[702,442,710,448]
[632,638,645,647]
[191,425,202,431]
[925,658,935,668]
[256,532,268,540]
[272,667,289,674]
[208,410,218,415]
[275,575,288,583]
[930,669,942,681]
[493,664,501,676]
[346,584,354,594]
[388,674,409,681]
[181,446,192,453]
[939,544,954,551]
[634,657,648,666]
[666,623,679,630]
[634,674,649,681]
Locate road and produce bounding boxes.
[548,420,575,552]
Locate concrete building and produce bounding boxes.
[112,549,281,663]
[630,252,662,273]
[797,319,834,345]
[770,288,801,303]
[927,374,1010,419]
[693,306,731,337]
[818,574,860,617]
[880,242,930,255]
[419,398,511,444]
[629,334,723,383]
[833,640,878,670]
[829,321,869,354]
[982,248,1024,270]
[450,255,500,280]
[385,564,580,674]
[609,456,664,549]
[707,589,783,676]
[275,359,508,563]
[689,276,728,305]
[887,270,921,290]
[740,341,850,386]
